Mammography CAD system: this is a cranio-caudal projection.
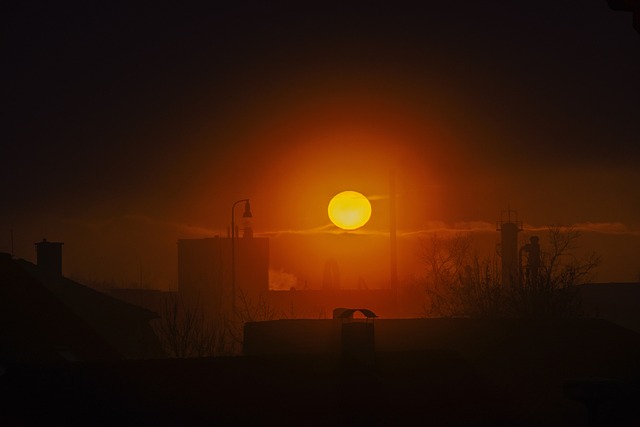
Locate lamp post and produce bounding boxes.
[231,198,252,315]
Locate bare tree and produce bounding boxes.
[512,226,600,318]
[419,227,600,319]
[153,293,231,358]
[224,289,280,353]
[420,233,505,318]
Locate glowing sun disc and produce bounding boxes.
[328,191,372,230]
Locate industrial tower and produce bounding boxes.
[497,210,522,288]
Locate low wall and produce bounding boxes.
[244,317,640,373]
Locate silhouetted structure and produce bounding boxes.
[332,307,378,319]
[521,235,541,286]
[177,235,269,318]
[497,210,522,288]
[0,252,120,363]
[35,238,63,278]
[231,198,252,314]
[389,166,398,291]
[178,232,420,319]
[333,308,377,367]
[0,253,163,363]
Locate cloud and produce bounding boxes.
[365,194,389,201]
[258,223,399,238]
[76,215,638,244]
[520,222,640,237]
[261,221,640,240]
[398,221,497,238]
[572,222,638,235]
[257,224,336,237]
[257,220,499,239]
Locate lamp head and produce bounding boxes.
[243,200,252,218]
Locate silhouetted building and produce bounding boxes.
[177,235,269,317]
[0,253,164,363]
[0,252,120,363]
[35,238,63,278]
[176,235,421,319]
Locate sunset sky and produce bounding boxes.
[4,1,639,289]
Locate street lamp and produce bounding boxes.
[231,198,252,315]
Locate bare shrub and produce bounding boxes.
[153,293,231,358]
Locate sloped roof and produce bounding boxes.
[0,254,164,360]
[14,258,164,359]
[0,253,122,364]
[16,259,159,320]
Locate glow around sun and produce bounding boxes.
[328,190,372,230]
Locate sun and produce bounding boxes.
[328,191,372,230]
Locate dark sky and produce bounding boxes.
[3,1,639,287]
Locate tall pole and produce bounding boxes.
[231,198,250,316]
[390,166,398,293]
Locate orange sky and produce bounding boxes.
[3,2,639,289]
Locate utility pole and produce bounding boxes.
[390,166,398,292]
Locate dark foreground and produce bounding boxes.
[1,351,639,426]
[0,351,538,426]
[3,318,640,426]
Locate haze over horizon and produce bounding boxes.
[4,1,639,289]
